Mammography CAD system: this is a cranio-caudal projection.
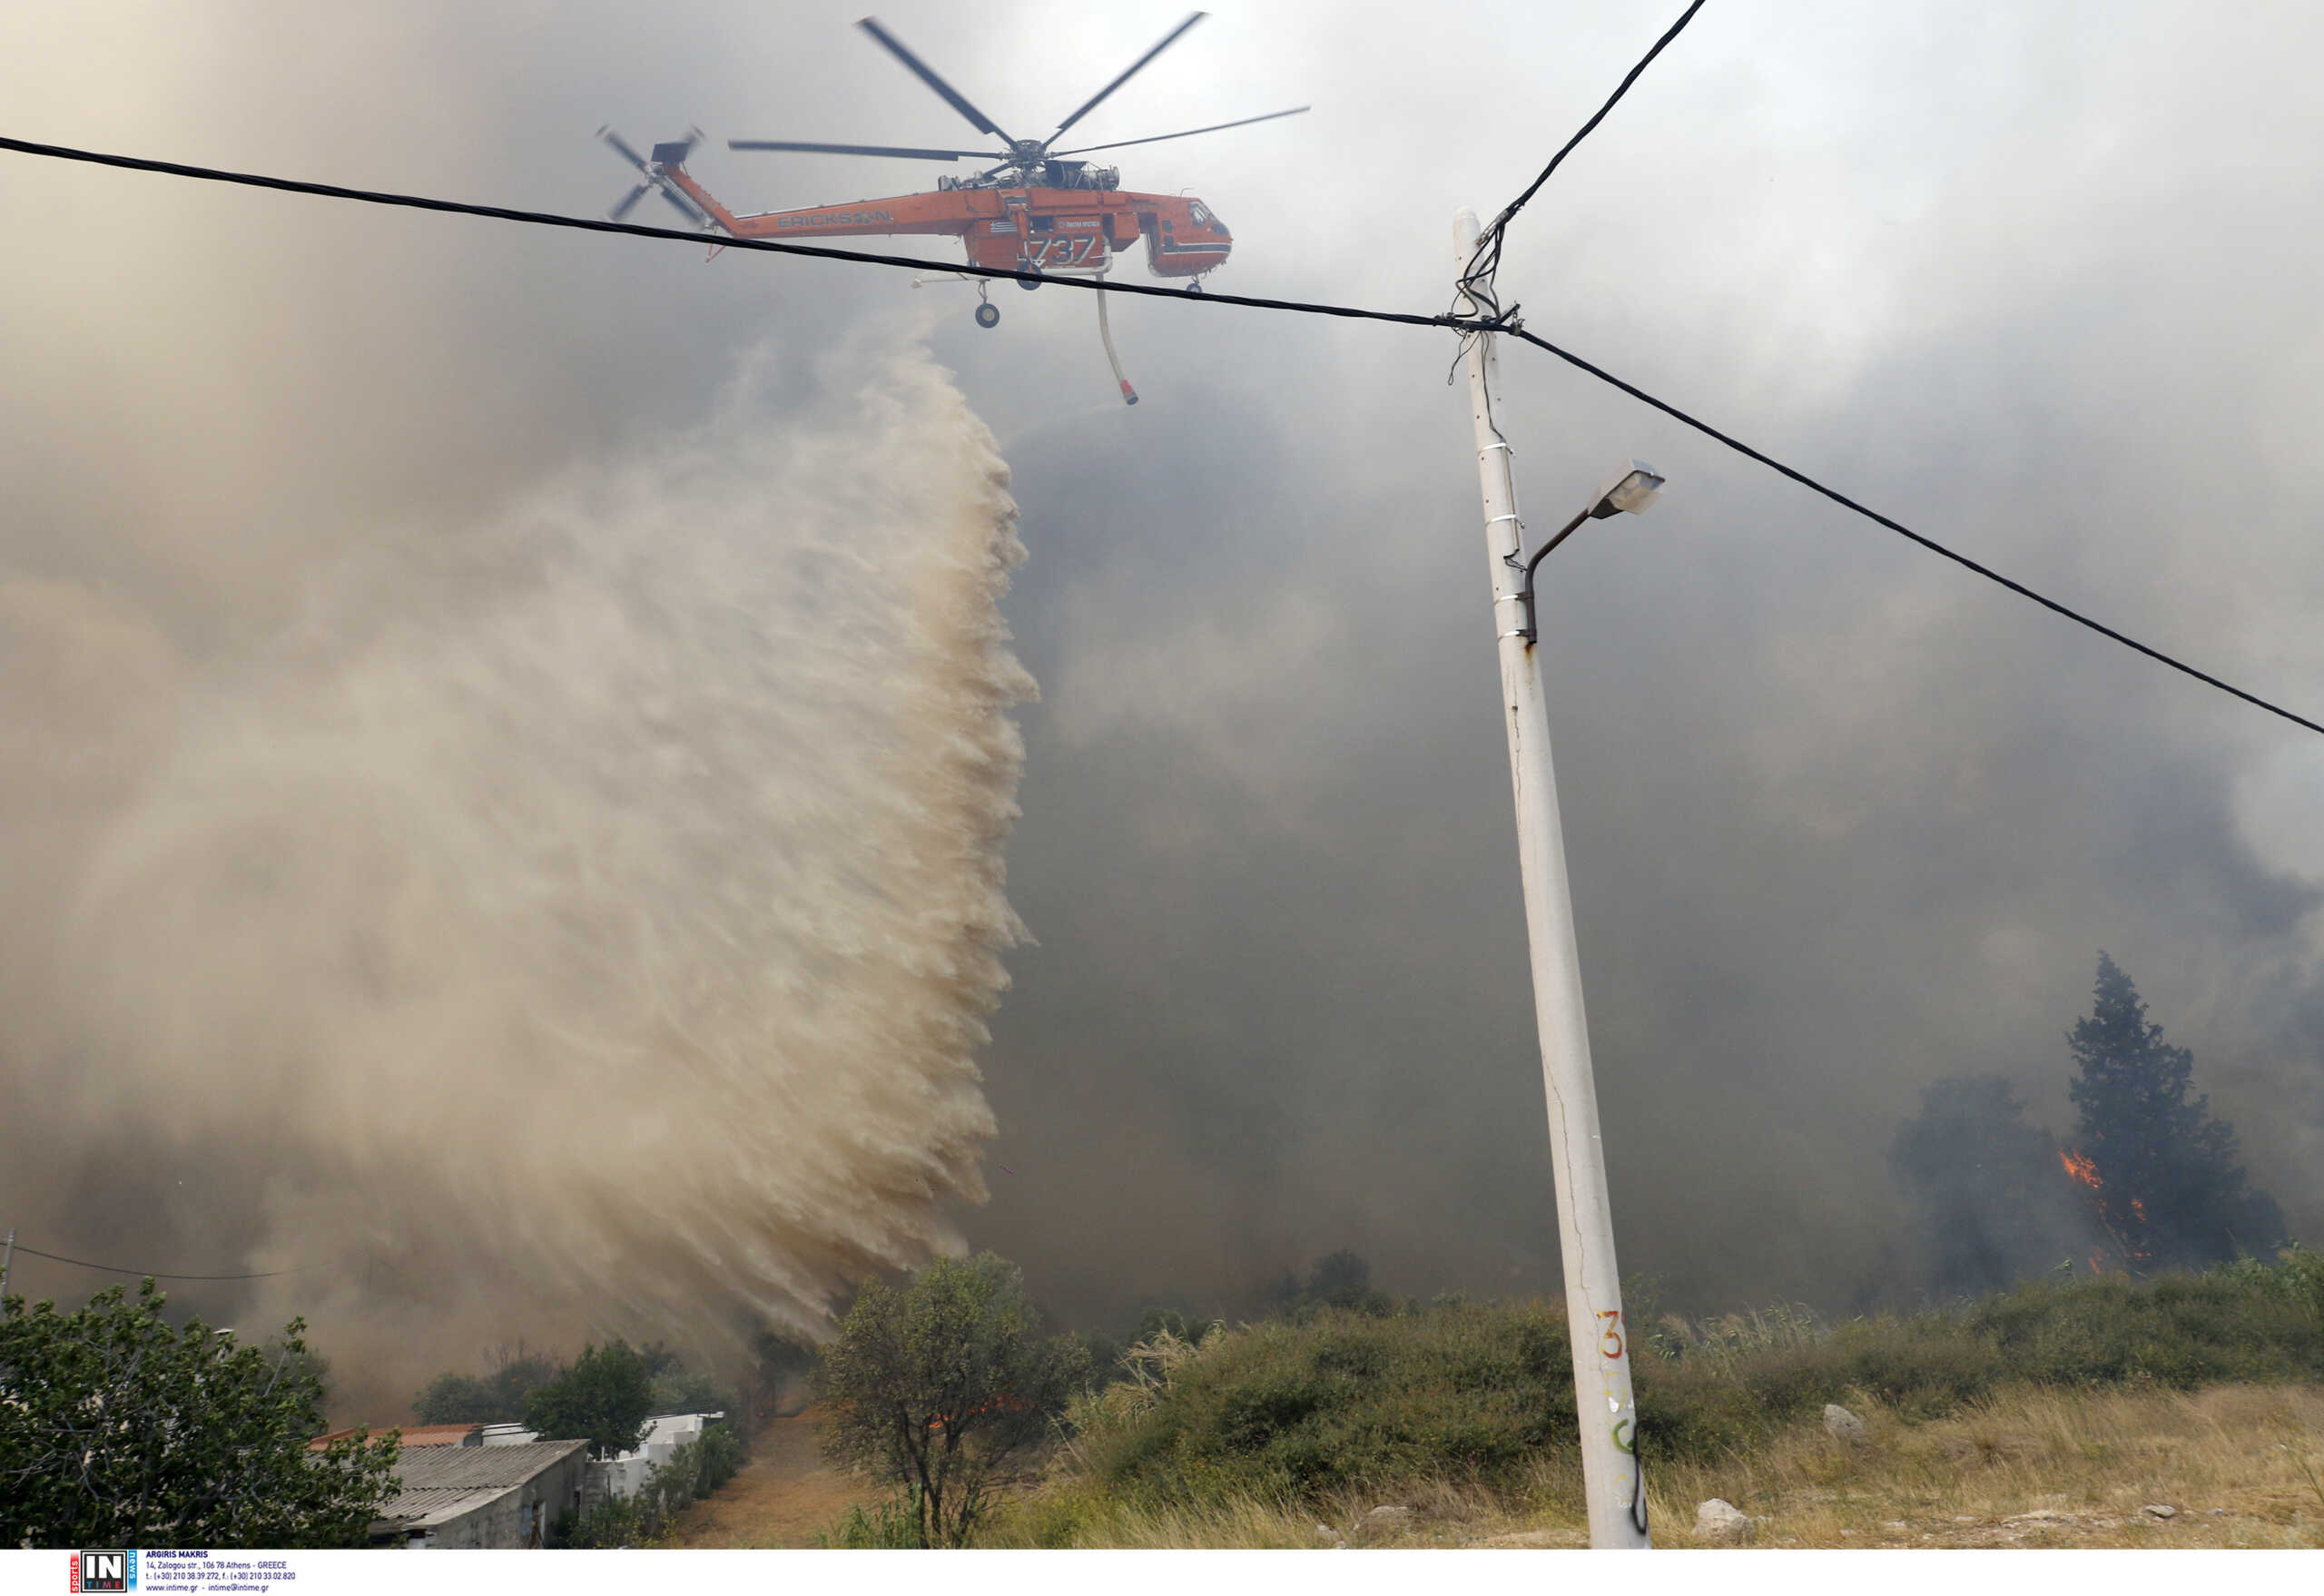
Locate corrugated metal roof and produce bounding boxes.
[391,1438,587,1490]
[379,1487,507,1528]
[392,1424,484,1447]
[375,1439,588,1528]
[309,1422,479,1451]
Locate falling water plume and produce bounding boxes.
[42,336,1033,1410]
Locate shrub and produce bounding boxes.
[1067,1300,1577,1508]
[1053,1248,2324,1511]
[552,1424,748,1547]
[1967,1265,2324,1388]
[817,1489,930,1549]
[412,1345,559,1426]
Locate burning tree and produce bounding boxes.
[1889,1074,2091,1296]
[2064,953,2282,1273]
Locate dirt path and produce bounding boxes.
[664,1408,863,1548]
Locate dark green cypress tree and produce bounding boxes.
[2065,952,2282,1271]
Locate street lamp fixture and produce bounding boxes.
[1590,461,1666,518]
[1506,459,1665,643]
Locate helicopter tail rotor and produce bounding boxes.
[596,125,713,228]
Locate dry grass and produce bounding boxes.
[1641,1381,2324,1548]
[981,1382,2324,1548]
[979,1469,1587,1549]
[661,1409,862,1549]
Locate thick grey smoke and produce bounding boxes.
[5,0,2323,1383]
[10,334,1031,1407]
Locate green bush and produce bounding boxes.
[556,1494,648,1550]
[1067,1300,1577,1507]
[1635,1313,2004,1462]
[817,1489,930,1549]
[552,1423,749,1548]
[1966,1263,2324,1388]
[1058,1249,2324,1510]
[412,1346,559,1426]
[1640,1252,2324,1462]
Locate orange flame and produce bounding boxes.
[2130,1197,2147,1223]
[2059,1148,2102,1189]
[927,1393,1029,1433]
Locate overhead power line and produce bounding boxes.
[1457,0,1711,321]
[1507,327,2324,737]
[0,131,2316,741]
[7,1240,290,1282]
[0,133,1472,335]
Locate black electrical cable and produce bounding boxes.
[0,133,1486,335]
[1505,326,2324,739]
[7,1241,290,1282]
[1457,0,1711,320]
[1,130,2317,741]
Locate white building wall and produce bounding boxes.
[594,1413,721,1502]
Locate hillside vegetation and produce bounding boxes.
[969,1248,2324,1548]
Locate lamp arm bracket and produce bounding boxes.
[1506,507,1593,645]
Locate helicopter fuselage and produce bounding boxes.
[660,159,1231,281]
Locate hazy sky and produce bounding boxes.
[3,1,2320,1363]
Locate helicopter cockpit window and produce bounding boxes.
[1187,201,1216,228]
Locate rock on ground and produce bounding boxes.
[1823,1403,1867,1443]
[1696,1498,1753,1545]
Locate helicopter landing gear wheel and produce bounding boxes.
[1185,278,1206,294]
[1016,263,1042,291]
[974,301,1000,329]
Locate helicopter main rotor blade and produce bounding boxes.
[727,139,990,161]
[856,17,1018,147]
[1052,104,1309,156]
[607,181,653,222]
[598,126,651,172]
[1043,11,1206,149]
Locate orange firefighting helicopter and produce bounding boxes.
[597,11,1305,403]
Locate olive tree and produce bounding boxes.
[520,1338,653,1458]
[0,1279,398,1547]
[818,1253,1089,1546]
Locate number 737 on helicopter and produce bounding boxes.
[597,11,1305,396]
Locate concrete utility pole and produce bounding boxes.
[1454,209,1649,1550]
[1,1227,14,1299]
